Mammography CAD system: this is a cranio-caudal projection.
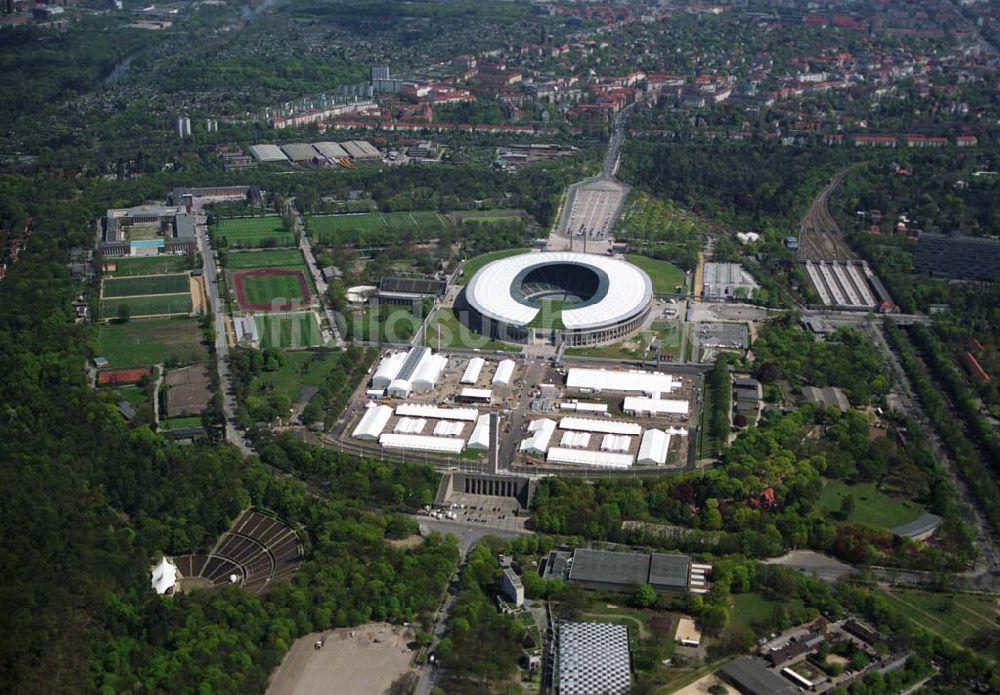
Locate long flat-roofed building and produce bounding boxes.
[914,232,1000,282]
[566,368,680,395]
[567,548,694,595]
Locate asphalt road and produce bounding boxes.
[196,206,254,455]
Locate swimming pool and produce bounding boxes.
[131,239,164,249]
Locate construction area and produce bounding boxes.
[338,348,702,473]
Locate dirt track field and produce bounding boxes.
[267,623,414,695]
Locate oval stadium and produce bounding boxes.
[461,251,654,346]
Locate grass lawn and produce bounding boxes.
[215,216,294,247]
[101,294,193,318]
[249,351,338,403]
[255,312,324,349]
[225,249,306,269]
[102,273,190,297]
[877,588,998,645]
[96,318,207,368]
[106,256,191,276]
[626,255,687,295]
[565,322,684,360]
[306,210,450,243]
[455,209,521,222]
[818,480,923,529]
[349,305,423,344]
[111,384,149,405]
[460,247,530,280]
[729,593,806,634]
[161,415,204,430]
[239,271,308,306]
[425,308,520,352]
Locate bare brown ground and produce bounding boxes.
[267,623,414,695]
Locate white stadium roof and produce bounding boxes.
[567,368,680,395]
[559,416,642,436]
[546,447,634,469]
[623,396,690,416]
[464,252,653,330]
[352,404,392,440]
[378,433,465,454]
[395,403,479,421]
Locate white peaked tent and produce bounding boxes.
[151,556,179,595]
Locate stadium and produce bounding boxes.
[461,252,654,346]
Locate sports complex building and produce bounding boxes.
[462,252,654,346]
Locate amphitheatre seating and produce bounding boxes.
[173,509,303,594]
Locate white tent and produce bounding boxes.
[623,396,689,417]
[560,431,591,448]
[413,354,448,392]
[637,428,670,465]
[520,418,556,455]
[393,417,427,434]
[433,420,466,437]
[461,357,486,384]
[396,403,478,421]
[372,351,407,389]
[467,414,491,450]
[600,434,632,452]
[566,368,680,395]
[379,433,465,454]
[352,404,392,440]
[151,556,178,595]
[492,359,516,386]
[546,447,633,469]
[559,416,642,436]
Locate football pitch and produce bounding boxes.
[233,268,311,311]
[215,216,295,247]
[96,318,207,367]
[225,249,306,269]
[307,210,449,243]
[102,273,190,297]
[255,312,324,349]
[101,294,193,318]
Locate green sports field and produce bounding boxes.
[306,210,450,243]
[96,318,207,367]
[101,294,193,318]
[225,249,306,269]
[254,312,324,349]
[107,256,191,277]
[102,273,190,297]
[237,270,308,307]
[626,255,687,294]
[215,216,294,247]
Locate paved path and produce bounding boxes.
[196,209,254,455]
[293,203,345,347]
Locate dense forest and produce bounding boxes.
[0,169,467,693]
